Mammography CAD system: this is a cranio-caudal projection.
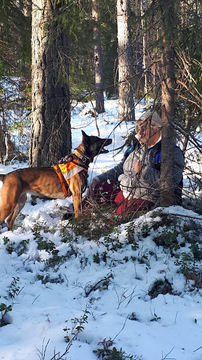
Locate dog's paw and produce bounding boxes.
[62,212,74,221]
[61,203,75,221]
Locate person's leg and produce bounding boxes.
[114,192,154,216]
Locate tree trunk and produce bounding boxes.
[160,8,176,206]
[181,0,188,26]
[140,0,148,98]
[133,0,143,81]
[30,0,71,167]
[0,123,5,163]
[92,0,105,114]
[117,0,135,122]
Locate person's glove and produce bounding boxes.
[87,176,100,197]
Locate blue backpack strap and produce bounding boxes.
[153,144,180,167]
[125,138,140,159]
[154,151,161,165]
[127,143,135,154]
[150,141,161,169]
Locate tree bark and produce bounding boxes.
[117,0,135,122]
[92,0,105,114]
[30,0,71,167]
[140,0,148,98]
[133,0,143,81]
[160,10,176,206]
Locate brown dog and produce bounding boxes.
[0,131,112,229]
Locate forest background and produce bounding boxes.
[0,0,201,208]
[0,2,202,359]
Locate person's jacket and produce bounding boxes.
[96,138,184,204]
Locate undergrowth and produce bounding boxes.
[2,208,202,290]
[1,207,201,359]
[94,338,142,360]
[0,276,21,327]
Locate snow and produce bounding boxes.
[0,100,201,360]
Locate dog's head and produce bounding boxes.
[81,130,112,162]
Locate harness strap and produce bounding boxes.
[53,164,70,197]
[70,158,88,171]
[53,160,88,198]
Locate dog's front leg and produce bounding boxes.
[69,175,84,218]
[72,192,82,218]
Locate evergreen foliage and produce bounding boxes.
[0,0,201,167]
[0,0,31,78]
[0,0,31,159]
[55,0,117,99]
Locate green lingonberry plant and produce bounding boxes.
[0,297,12,327]
[94,338,142,359]
[63,309,89,344]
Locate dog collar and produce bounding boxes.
[74,149,90,164]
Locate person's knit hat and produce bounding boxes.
[137,110,162,127]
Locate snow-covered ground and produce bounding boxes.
[0,99,201,360]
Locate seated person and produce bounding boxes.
[84,110,184,217]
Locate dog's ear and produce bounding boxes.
[81,130,89,144]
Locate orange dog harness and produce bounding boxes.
[53,158,88,197]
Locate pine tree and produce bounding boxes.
[92,0,105,113]
[117,0,135,121]
[0,0,31,160]
[30,0,71,167]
